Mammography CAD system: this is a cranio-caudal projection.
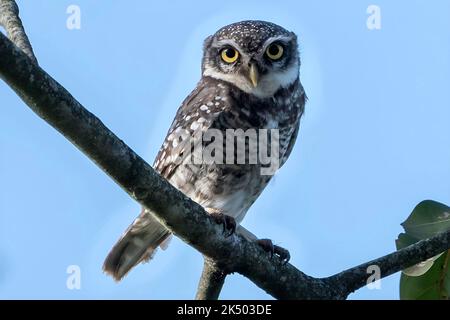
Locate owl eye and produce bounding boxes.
[221,48,239,63]
[266,43,284,61]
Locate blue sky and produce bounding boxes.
[0,0,449,299]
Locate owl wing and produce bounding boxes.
[279,85,307,168]
[153,77,228,179]
[103,78,228,280]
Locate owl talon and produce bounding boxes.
[256,239,274,258]
[256,239,290,265]
[275,246,290,265]
[224,215,236,237]
[209,210,236,237]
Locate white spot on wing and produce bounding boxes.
[190,121,200,130]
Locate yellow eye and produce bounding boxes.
[266,43,284,60]
[221,48,239,63]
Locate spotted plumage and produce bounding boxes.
[104,20,306,280]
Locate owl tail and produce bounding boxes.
[103,209,171,281]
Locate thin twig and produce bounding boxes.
[0,0,36,63]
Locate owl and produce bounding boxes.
[104,20,306,281]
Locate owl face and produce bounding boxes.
[202,20,300,98]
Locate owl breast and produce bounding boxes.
[154,77,305,223]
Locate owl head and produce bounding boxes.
[202,20,300,98]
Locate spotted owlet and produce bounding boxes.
[104,20,306,280]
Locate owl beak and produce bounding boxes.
[249,63,259,88]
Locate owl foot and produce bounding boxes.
[208,210,236,237]
[256,239,290,265]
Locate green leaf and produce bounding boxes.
[401,200,450,239]
[396,200,450,300]
[400,252,450,300]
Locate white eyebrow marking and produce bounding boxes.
[213,39,246,54]
[263,35,295,48]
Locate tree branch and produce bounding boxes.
[195,258,227,300]
[0,0,36,63]
[327,229,450,298]
[1,17,450,299]
[0,29,325,300]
